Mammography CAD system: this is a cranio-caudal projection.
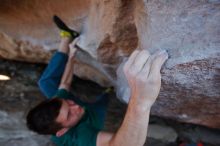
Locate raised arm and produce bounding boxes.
[58,38,79,91]
[38,37,72,98]
[97,50,168,146]
[38,15,80,98]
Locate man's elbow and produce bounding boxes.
[38,78,54,98]
[38,79,48,94]
[38,78,46,90]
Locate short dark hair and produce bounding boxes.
[26,98,63,135]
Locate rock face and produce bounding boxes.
[0,0,220,128]
[2,60,220,146]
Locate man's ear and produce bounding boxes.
[56,128,69,137]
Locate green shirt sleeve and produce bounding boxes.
[54,88,86,106]
[54,88,70,99]
[77,124,100,146]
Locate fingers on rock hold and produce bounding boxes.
[149,50,168,76]
[123,50,140,72]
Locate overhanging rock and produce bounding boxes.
[0,0,219,128]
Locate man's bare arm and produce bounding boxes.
[97,50,168,146]
[59,38,79,91]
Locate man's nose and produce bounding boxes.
[66,99,75,106]
[70,104,80,113]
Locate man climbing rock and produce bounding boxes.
[26,15,168,146]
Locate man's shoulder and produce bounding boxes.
[51,123,99,146]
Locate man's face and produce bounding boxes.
[56,99,85,128]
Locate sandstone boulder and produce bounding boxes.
[0,0,219,128]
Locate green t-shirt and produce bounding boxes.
[51,89,105,146]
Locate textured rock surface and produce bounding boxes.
[0,0,220,128]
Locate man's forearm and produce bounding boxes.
[98,50,168,146]
[109,51,168,146]
[38,52,68,98]
[109,96,151,146]
[59,56,75,90]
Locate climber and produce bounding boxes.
[26,15,168,146]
